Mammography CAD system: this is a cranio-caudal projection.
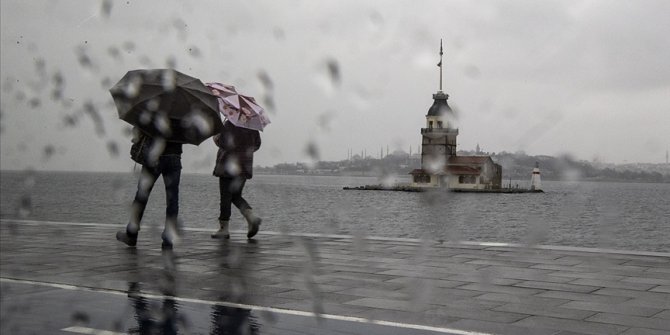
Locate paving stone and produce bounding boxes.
[653,310,670,320]
[513,280,600,293]
[623,277,670,286]
[595,288,670,300]
[426,305,528,323]
[274,300,370,317]
[474,292,570,307]
[445,273,521,286]
[569,278,657,291]
[513,316,629,335]
[559,300,663,317]
[457,283,544,296]
[333,287,408,300]
[586,312,670,331]
[343,297,430,312]
[535,291,631,304]
[648,267,670,274]
[446,319,561,335]
[383,277,466,289]
[493,302,597,320]
[354,308,461,328]
[549,271,625,282]
[621,328,670,335]
[621,298,670,309]
[464,258,541,268]
[650,286,670,293]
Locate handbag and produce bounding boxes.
[130,131,149,164]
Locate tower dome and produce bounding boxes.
[427,91,453,117]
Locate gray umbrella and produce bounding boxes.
[110,69,223,145]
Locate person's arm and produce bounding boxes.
[213,133,222,147]
[253,132,261,152]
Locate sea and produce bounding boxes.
[1,170,668,253]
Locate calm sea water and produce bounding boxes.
[1,171,668,252]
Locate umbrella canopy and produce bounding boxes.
[110,69,223,145]
[206,82,271,132]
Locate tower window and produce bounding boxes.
[437,121,443,128]
[429,121,433,129]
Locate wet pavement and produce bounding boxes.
[1,219,669,335]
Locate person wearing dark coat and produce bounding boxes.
[211,121,262,239]
[116,128,183,248]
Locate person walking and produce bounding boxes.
[211,121,262,239]
[116,128,183,248]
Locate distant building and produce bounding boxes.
[410,40,502,190]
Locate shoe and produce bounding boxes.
[211,220,230,239]
[116,230,138,247]
[242,209,262,239]
[161,231,174,249]
[162,218,180,249]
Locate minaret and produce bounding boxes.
[420,39,459,171]
[530,162,542,191]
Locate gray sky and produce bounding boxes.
[1,0,669,173]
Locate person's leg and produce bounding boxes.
[230,177,261,239]
[130,166,160,230]
[212,177,233,239]
[117,165,159,246]
[163,164,181,222]
[160,156,182,247]
[219,177,234,221]
[230,177,250,212]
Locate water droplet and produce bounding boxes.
[165,56,177,69]
[107,140,119,157]
[17,195,32,218]
[28,97,40,108]
[43,145,55,159]
[326,59,341,86]
[83,101,106,136]
[107,46,121,60]
[161,69,176,91]
[188,46,201,58]
[257,71,273,91]
[101,0,113,18]
[304,141,320,167]
[71,311,90,325]
[122,41,136,53]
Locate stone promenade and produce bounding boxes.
[1,219,669,334]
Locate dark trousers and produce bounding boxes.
[130,156,182,226]
[219,177,251,221]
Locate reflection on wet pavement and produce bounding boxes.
[3,220,669,335]
[1,280,460,335]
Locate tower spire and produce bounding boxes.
[437,39,444,92]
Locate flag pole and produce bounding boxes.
[438,39,444,92]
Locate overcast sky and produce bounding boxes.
[1,0,669,173]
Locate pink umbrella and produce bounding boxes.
[205,82,271,131]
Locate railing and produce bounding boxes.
[421,128,458,135]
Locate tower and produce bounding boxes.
[420,39,458,171]
[530,162,542,191]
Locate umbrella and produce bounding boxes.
[205,82,271,131]
[110,69,223,145]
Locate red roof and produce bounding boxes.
[446,165,481,175]
[448,156,491,165]
[410,156,495,176]
[409,169,428,175]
